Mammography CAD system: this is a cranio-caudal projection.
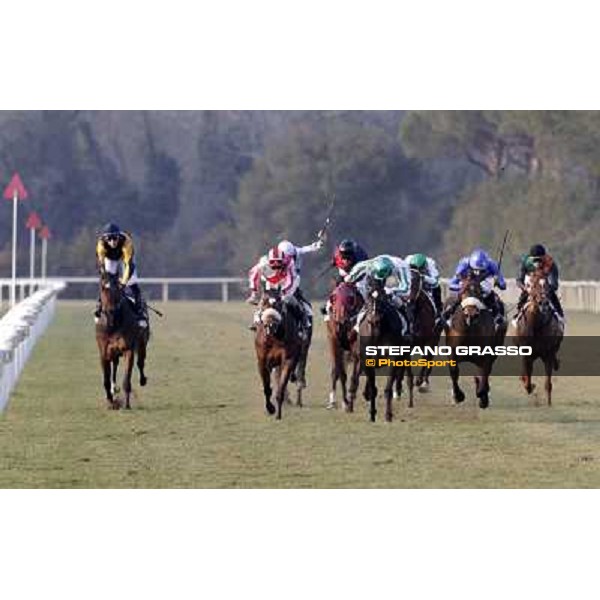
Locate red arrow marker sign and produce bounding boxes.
[26,211,42,230]
[39,225,51,240]
[3,172,28,200]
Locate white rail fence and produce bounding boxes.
[0,281,65,411]
[1,277,600,311]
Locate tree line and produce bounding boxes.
[0,111,597,293]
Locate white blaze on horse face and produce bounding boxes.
[260,308,282,325]
[460,297,485,311]
[104,258,120,275]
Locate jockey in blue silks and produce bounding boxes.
[444,248,507,328]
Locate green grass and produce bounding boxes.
[1,302,600,488]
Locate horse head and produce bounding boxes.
[524,271,552,324]
[408,267,424,302]
[99,272,123,330]
[458,277,485,327]
[258,287,284,338]
[331,282,363,326]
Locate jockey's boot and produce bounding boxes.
[443,297,461,328]
[94,298,102,324]
[549,289,565,323]
[512,290,528,327]
[130,284,148,328]
[246,291,260,305]
[489,295,506,331]
[432,286,444,327]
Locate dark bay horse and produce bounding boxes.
[254,288,303,420]
[514,270,563,406]
[360,281,414,422]
[95,273,149,409]
[326,281,363,412]
[445,277,506,409]
[406,267,441,393]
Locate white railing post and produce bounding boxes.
[221,281,229,303]
[162,282,169,303]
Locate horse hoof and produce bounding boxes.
[140,376,147,387]
[385,414,393,423]
[418,383,430,394]
[479,398,490,409]
[266,403,276,416]
[453,391,465,404]
[326,402,337,410]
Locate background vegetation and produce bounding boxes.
[1,111,598,293]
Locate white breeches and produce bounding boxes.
[103,258,139,286]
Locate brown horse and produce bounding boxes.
[254,288,303,420]
[514,270,563,406]
[360,280,414,422]
[95,272,149,409]
[326,281,363,412]
[445,277,506,409]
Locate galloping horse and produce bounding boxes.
[514,270,563,406]
[95,272,149,409]
[326,281,363,412]
[360,280,414,422]
[254,287,303,420]
[406,267,441,392]
[445,277,506,409]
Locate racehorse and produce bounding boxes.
[326,281,363,412]
[405,267,441,392]
[444,276,506,409]
[95,272,149,409]
[254,287,303,420]
[513,270,563,406]
[359,280,414,422]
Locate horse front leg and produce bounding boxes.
[258,360,275,416]
[137,336,148,387]
[384,369,397,422]
[520,356,535,395]
[122,350,135,410]
[347,351,360,413]
[275,360,296,420]
[101,357,118,409]
[476,367,491,409]
[544,356,553,407]
[295,336,311,407]
[111,356,120,397]
[449,359,465,404]
[405,366,415,408]
[363,369,378,422]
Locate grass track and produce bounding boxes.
[1,302,600,488]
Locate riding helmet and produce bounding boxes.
[529,244,546,257]
[338,239,357,259]
[410,253,427,270]
[370,256,394,281]
[468,248,489,271]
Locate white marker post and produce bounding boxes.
[3,173,29,307]
[39,226,51,280]
[26,212,42,295]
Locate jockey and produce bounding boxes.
[405,253,444,316]
[332,239,369,282]
[346,255,413,333]
[247,237,324,305]
[94,222,148,327]
[321,239,368,320]
[514,244,564,322]
[445,248,507,328]
[247,240,322,338]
